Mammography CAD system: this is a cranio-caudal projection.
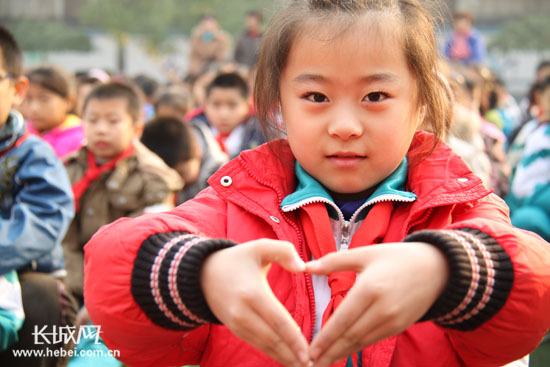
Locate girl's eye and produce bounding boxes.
[304,92,328,103]
[364,92,389,103]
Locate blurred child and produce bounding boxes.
[188,14,231,78]
[62,82,183,303]
[21,65,84,158]
[154,90,193,121]
[450,65,510,196]
[444,11,486,65]
[74,76,102,118]
[445,64,492,187]
[74,68,110,118]
[191,72,265,158]
[133,74,159,121]
[0,25,76,367]
[84,1,550,367]
[234,9,263,69]
[507,81,546,173]
[506,76,550,241]
[141,116,228,204]
[483,77,521,139]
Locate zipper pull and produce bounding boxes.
[340,221,351,250]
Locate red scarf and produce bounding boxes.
[71,145,135,212]
[215,133,229,154]
[299,200,396,367]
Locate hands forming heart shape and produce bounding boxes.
[201,239,448,367]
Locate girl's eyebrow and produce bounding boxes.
[292,72,400,84]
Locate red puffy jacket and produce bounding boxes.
[84,133,550,366]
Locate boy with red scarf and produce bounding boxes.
[62,82,182,304]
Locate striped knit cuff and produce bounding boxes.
[131,231,236,330]
[404,228,514,331]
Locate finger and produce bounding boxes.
[313,311,384,367]
[251,239,306,273]
[313,282,405,367]
[231,305,307,367]
[251,282,309,365]
[305,248,367,274]
[309,277,376,361]
[313,303,397,367]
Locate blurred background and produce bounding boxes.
[0,0,549,98]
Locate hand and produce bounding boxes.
[201,239,310,367]
[306,242,449,367]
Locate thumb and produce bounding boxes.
[305,250,366,275]
[251,239,306,273]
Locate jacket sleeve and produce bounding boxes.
[0,143,74,275]
[405,193,550,366]
[84,188,235,367]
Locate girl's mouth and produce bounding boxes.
[327,153,366,168]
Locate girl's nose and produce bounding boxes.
[327,105,363,140]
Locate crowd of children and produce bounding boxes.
[1,1,550,366]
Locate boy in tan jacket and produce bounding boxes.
[62,82,182,304]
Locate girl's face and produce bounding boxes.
[21,83,71,133]
[280,16,421,194]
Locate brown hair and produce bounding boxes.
[254,0,451,160]
[0,25,23,79]
[82,82,142,123]
[453,11,474,23]
[27,65,75,99]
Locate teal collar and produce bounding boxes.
[281,159,417,222]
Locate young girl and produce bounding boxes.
[21,66,84,158]
[84,1,550,367]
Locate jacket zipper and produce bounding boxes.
[284,194,416,251]
[240,163,317,342]
[340,221,352,250]
[405,207,434,236]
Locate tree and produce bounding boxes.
[9,19,91,55]
[170,0,278,35]
[489,15,550,52]
[79,0,279,73]
[79,0,182,73]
